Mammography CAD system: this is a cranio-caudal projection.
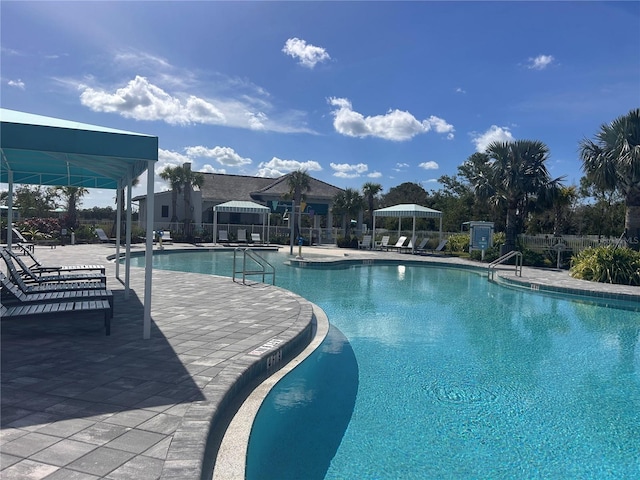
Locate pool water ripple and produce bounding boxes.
[134,251,640,479]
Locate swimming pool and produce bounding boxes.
[135,251,640,479]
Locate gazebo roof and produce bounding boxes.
[213,200,270,213]
[373,203,442,218]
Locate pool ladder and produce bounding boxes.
[232,247,275,285]
[488,250,523,282]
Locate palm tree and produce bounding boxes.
[332,188,365,237]
[159,165,186,226]
[181,163,204,237]
[472,140,562,254]
[58,186,88,230]
[362,182,382,228]
[285,170,312,240]
[579,108,640,250]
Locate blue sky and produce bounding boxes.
[2,1,639,208]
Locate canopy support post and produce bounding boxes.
[115,181,122,280]
[124,175,132,299]
[143,161,154,339]
[6,170,13,249]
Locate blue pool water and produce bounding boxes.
[134,251,640,479]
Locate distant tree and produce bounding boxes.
[381,182,428,207]
[470,140,563,253]
[112,177,140,237]
[284,170,312,240]
[57,186,88,229]
[333,188,365,237]
[14,185,58,218]
[362,182,383,228]
[576,176,625,236]
[552,185,578,236]
[579,108,640,249]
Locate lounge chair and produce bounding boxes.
[161,231,173,244]
[13,244,105,275]
[387,236,408,252]
[359,235,372,250]
[251,233,262,244]
[1,251,106,293]
[218,230,229,244]
[2,248,106,284]
[95,228,115,243]
[414,238,429,254]
[375,235,390,250]
[419,239,448,255]
[237,229,247,243]
[11,228,35,253]
[431,239,448,254]
[400,236,416,254]
[1,271,113,320]
[1,300,112,336]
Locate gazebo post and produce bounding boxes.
[143,161,155,339]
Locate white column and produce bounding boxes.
[124,176,132,299]
[143,162,155,339]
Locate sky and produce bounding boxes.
[2,1,639,209]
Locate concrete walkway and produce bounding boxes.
[1,243,638,479]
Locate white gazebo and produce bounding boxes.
[212,200,270,244]
[372,204,443,253]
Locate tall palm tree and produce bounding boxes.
[472,140,562,253]
[332,188,365,237]
[362,182,382,228]
[159,165,186,226]
[58,186,88,229]
[181,163,204,237]
[285,170,311,240]
[579,108,640,249]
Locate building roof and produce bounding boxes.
[199,172,343,204]
[250,173,343,202]
[199,173,275,203]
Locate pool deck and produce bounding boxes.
[1,243,638,479]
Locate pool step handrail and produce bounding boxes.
[232,247,275,285]
[488,250,523,281]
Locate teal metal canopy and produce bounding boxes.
[1,108,158,189]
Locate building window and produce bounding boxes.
[161,205,169,218]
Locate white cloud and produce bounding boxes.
[282,37,330,68]
[456,87,466,94]
[527,54,555,70]
[368,171,382,178]
[80,75,226,125]
[330,162,368,178]
[328,97,454,141]
[256,157,322,177]
[78,75,315,134]
[200,164,226,174]
[472,125,516,152]
[184,146,252,167]
[419,161,439,170]
[396,163,410,169]
[7,79,25,89]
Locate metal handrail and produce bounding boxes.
[488,250,523,281]
[232,247,275,285]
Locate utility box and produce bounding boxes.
[467,221,494,253]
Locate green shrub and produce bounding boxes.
[570,245,640,285]
[337,236,358,248]
[446,234,469,253]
